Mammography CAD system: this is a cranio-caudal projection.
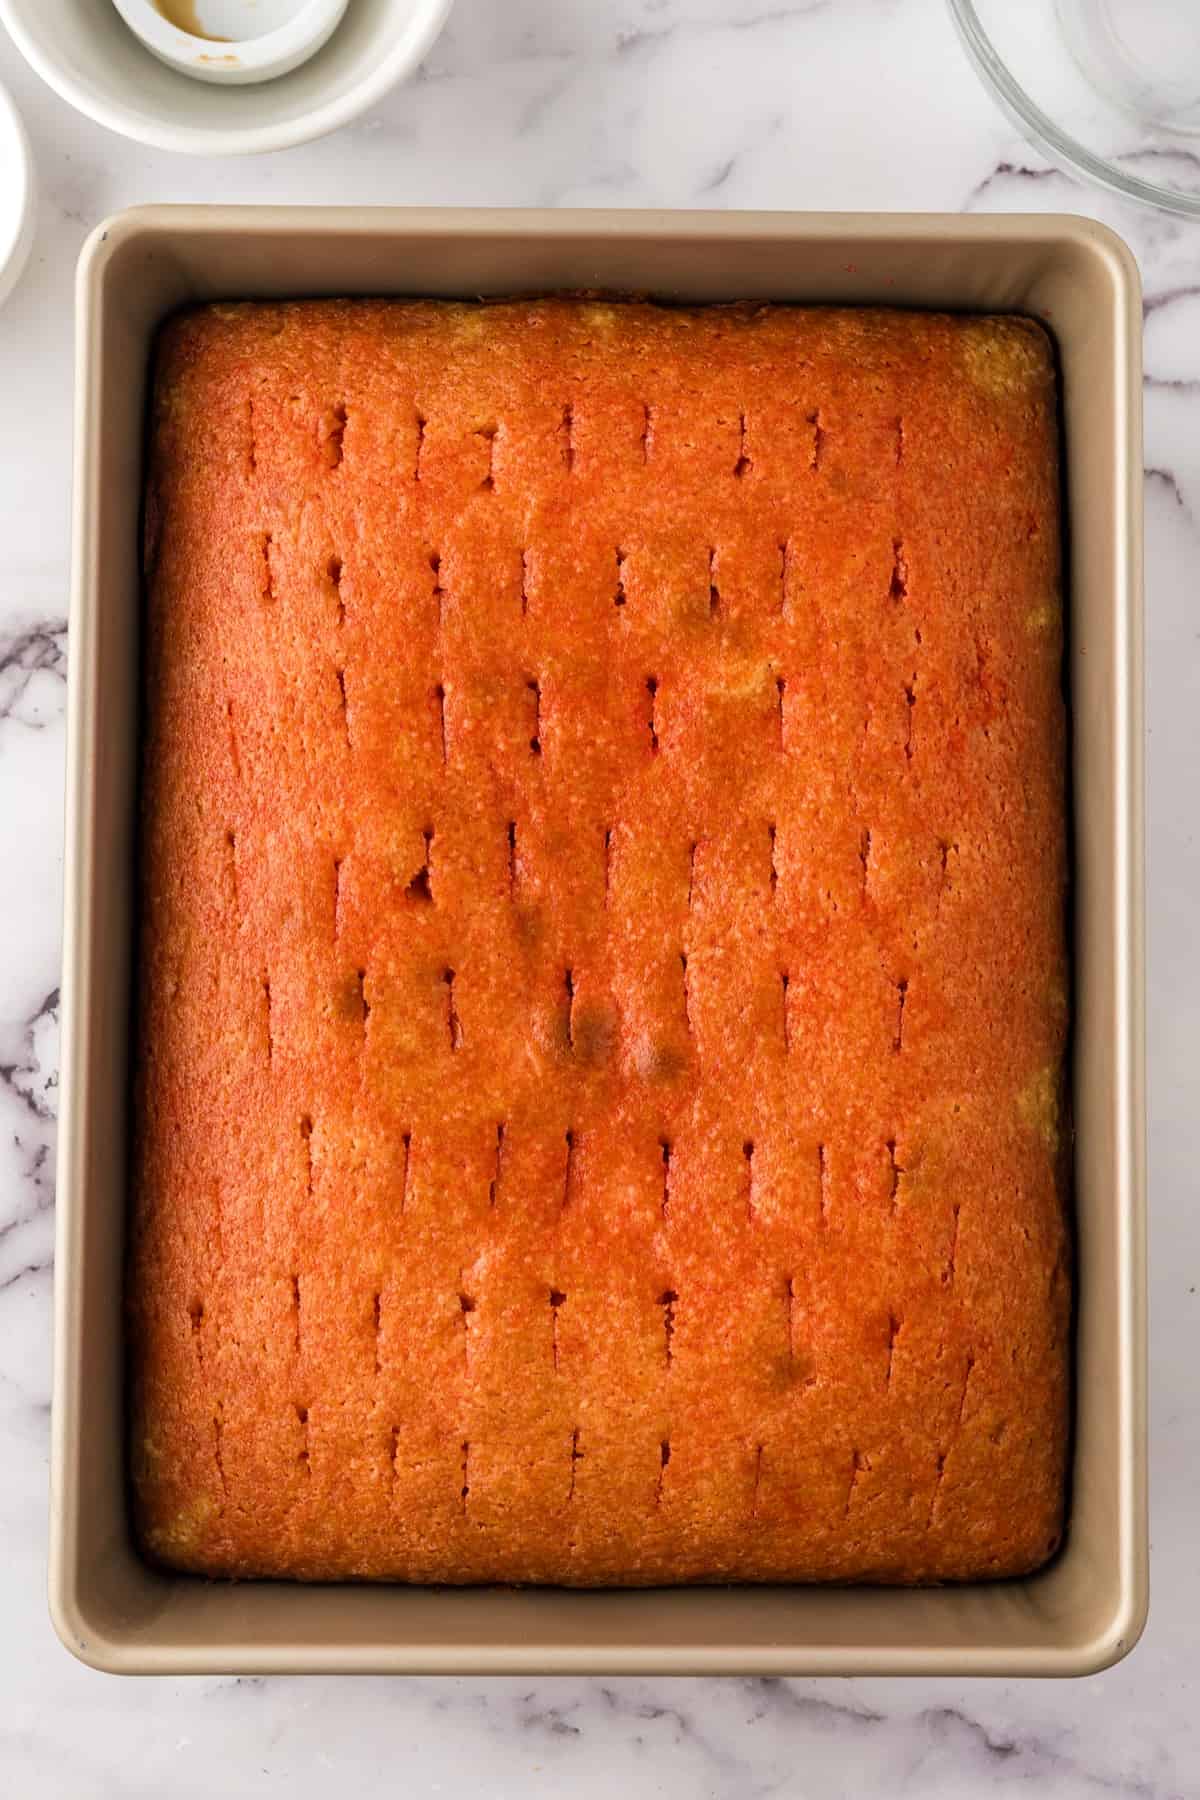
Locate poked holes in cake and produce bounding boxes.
[936,839,959,914]
[430,552,445,630]
[318,548,342,617]
[783,1275,817,1387]
[893,977,909,1053]
[224,827,238,913]
[435,682,449,769]
[926,1450,948,1531]
[559,402,576,473]
[942,1201,962,1286]
[734,411,753,480]
[886,1137,904,1215]
[406,828,434,906]
[657,1288,678,1369]
[655,1438,671,1507]
[458,1286,476,1371]
[751,1442,765,1519]
[187,1296,205,1368]
[903,676,917,760]
[488,1123,505,1209]
[321,402,348,469]
[889,536,924,715]
[526,676,543,757]
[857,830,873,904]
[845,1448,870,1517]
[258,531,277,603]
[889,538,909,605]
[476,423,498,492]
[646,676,660,755]
[957,1351,976,1427]
[212,1402,228,1499]
[885,1312,901,1391]
[299,1115,314,1200]
[549,1288,567,1371]
[294,1405,312,1479]
[563,967,576,1050]
[807,407,825,472]
[442,968,462,1052]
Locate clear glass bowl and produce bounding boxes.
[948,0,1200,216]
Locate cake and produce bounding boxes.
[130,298,1069,1584]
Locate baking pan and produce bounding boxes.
[53,206,1146,1675]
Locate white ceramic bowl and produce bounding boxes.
[0,78,34,307]
[0,0,454,155]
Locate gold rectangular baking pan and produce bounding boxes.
[53,207,1146,1675]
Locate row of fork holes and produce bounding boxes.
[260,535,910,623]
[193,1287,972,1401]
[279,831,953,968]
[330,667,881,774]
[274,959,909,1065]
[317,825,957,915]
[258,537,916,749]
[213,1410,991,1526]
[267,947,910,1067]
[282,1126,953,1248]
[353,665,921,765]
[254,548,921,759]
[300,403,847,486]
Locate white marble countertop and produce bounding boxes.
[1,0,1195,1793]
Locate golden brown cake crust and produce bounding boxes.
[131,298,1069,1585]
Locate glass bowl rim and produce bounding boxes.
[947,0,1200,218]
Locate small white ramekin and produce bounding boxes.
[0,0,454,155]
[108,0,349,88]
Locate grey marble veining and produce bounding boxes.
[0,0,1196,1792]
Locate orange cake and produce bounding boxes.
[130,298,1069,1585]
